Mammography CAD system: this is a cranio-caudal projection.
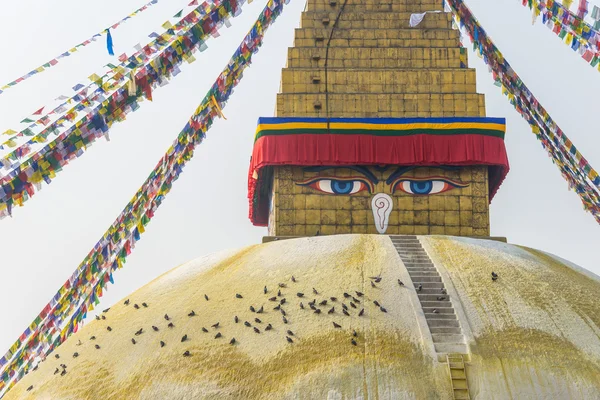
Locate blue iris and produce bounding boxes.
[331,180,354,194]
[410,181,433,194]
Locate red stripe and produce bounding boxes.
[248,133,509,225]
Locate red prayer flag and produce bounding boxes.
[583,49,593,62]
[189,0,198,5]
[32,107,44,115]
[118,53,128,62]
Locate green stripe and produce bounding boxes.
[255,127,506,142]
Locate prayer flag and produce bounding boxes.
[106,29,115,56]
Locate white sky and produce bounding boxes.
[0,0,598,355]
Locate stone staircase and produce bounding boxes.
[389,235,468,355]
[446,354,471,400]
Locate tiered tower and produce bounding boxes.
[249,0,508,237]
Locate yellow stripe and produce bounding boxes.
[255,122,506,138]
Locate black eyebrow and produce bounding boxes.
[386,166,461,184]
[303,166,379,183]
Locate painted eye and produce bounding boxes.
[392,178,467,195]
[298,178,371,195]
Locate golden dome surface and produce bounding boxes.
[6,235,600,399]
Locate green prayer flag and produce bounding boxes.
[173,9,183,18]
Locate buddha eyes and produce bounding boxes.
[391,178,468,195]
[297,176,467,195]
[298,178,372,195]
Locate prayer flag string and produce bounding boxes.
[0,0,163,96]
[446,0,600,223]
[520,0,600,70]
[0,0,289,395]
[0,0,246,219]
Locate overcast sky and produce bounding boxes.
[0,0,598,355]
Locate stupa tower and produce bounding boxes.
[7,1,600,399]
[248,0,508,238]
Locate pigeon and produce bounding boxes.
[265,324,273,331]
[287,330,294,336]
[274,305,281,311]
[76,340,82,346]
[441,288,447,294]
[134,304,140,309]
[343,293,351,298]
[264,286,268,294]
[492,272,499,281]
[236,294,243,299]
[351,339,357,346]
[380,306,387,313]
[61,369,67,376]
[398,280,404,286]
[417,284,422,292]
[283,316,289,323]
[152,326,159,332]
[230,338,236,345]
[371,281,377,288]
[355,291,364,297]
[319,300,327,306]
[300,302,305,309]
[255,318,262,324]
[107,326,112,332]
[291,276,296,283]
[342,309,350,316]
[168,322,175,328]
[90,336,96,340]
[350,302,357,309]
[95,344,100,349]
[277,290,282,297]
[124,299,130,305]
[183,351,191,357]
[160,341,165,348]
[286,336,294,343]
[370,276,382,283]
[27,385,33,392]
[54,368,59,375]
[215,332,222,339]
[342,303,348,310]
[352,330,358,337]
[330,297,337,302]
[188,310,196,317]
[333,322,341,328]
[95,316,100,320]
[204,294,209,301]
[437,296,446,301]
[297,293,304,298]
[313,288,319,295]
[314,309,322,315]
[164,314,170,321]
[131,338,136,345]
[280,298,287,305]
[279,283,287,288]
[269,297,277,302]
[142,303,148,308]
[135,328,143,336]
[328,307,335,314]
[253,327,260,334]
[315,230,320,236]
[358,308,364,316]
[432,309,439,314]
[212,322,220,329]
[202,327,208,333]
[235,316,239,323]
[181,335,188,342]
[73,352,79,358]
[250,306,256,313]
[257,306,264,314]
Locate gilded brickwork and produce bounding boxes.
[268,0,491,236]
[268,165,490,236]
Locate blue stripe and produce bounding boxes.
[257,117,506,125]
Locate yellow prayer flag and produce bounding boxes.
[211,96,226,120]
[2,129,17,135]
[162,21,173,30]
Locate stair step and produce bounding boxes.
[423,307,454,314]
[453,389,470,399]
[421,300,452,308]
[418,294,450,301]
[414,282,444,289]
[416,288,448,295]
[427,318,459,327]
[412,276,442,282]
[432,333,465,343]
[450,366,467,380]
[449,362,465,369]
[434,342,468,354]
[425,313,457,320]
[430,326,461,334]
[410,271,439,277]
[452,380,468,391]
